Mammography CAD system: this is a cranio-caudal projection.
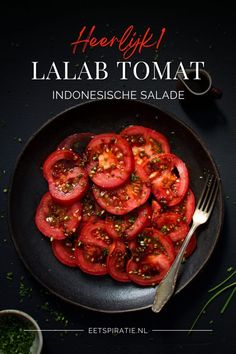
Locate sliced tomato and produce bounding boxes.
[143,153,189,206]
[81,190,105,224]
[93,165,151,215]
[57,132,94,153]
[86,133,134,189]
[170,189,195,224]
[35,192,82,240]
[174,234,197,258]
[75,221,112,275]
[52,238,77,267]
[107,241,130,282]
[43,150,89,205]
[106,204,151,240]
[127,228,175,286]
[121,125,170,166]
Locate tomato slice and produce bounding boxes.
[57,132,94,154]
[174,234,197,258]
[143,153,189,206]
[93,165,151,215]
[51,238,77,267]
[106,204,151,240]
[81,190,105,224]
[127,228,175,286]
[86,133,134,189]
[107,241,131,282]
[121,125,170,166]
[35,192,82,240]
[43,150,89,205]
[74,221,112,275]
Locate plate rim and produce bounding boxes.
[8,99,224,313]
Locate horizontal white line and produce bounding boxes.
[152,329,213,332]
[24,329,85,332]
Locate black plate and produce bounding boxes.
[9,100,223,312]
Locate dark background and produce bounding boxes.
[1,4,236,354]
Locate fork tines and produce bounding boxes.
[196,174,219,213]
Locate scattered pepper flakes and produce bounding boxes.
[19,277,32,302]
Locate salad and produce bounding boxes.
[35,125,196,286]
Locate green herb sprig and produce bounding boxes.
[189,267,236,334]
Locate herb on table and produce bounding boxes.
[189,267,236,333]
[0,315,35,354]
[6,272,13,281]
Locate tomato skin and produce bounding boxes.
[81,190,105,224]
[93,165,151,215]
[121,125,170,166]
[43,150,89,205]
[74,221,112,275]
[57,132,94,153]
[127,228,175,286]
[106,204,151,240]
[107,241,130,282]
[52,238,77,267]
[86,133,134,189]
[143,153,189,206]
[35,192,82,240]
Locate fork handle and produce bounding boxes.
[152,223,198,313]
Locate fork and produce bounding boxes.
[152,174,219,313]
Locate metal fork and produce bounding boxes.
[152,174,219,313]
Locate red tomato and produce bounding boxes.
[57,132,94,153]
[106,204,151,240]
[127,228,175,286]
[51,238,77,267]
[174,234,197,258]
[143,153,189,206]
[170,189,195,224]
[74,221,113,275]
[121,125,170,166]
[107,241,130,282]
[86,133,134,189]
[92,166,151,215]
[35,192,82,240]
[43,150,89,205]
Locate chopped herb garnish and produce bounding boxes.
[130,173,138,182]
[19,278,32,302]
[189,269,236,334]
[128,216,136,224]
[40,302,69,327]
[0,315,35,354]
